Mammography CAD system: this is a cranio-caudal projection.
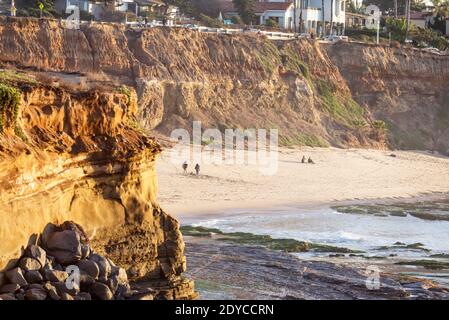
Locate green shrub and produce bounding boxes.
[283,47,311,81]
[373,120,386,130]
[118,85,132,107]
[199,14,224,28]
[255,41,281,74]
[265,18,278,29]
[0,83,26,140]
[231,15,243,25]
[316,80,366,128]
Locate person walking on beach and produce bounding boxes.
[308,157,314,164]
[195,163,200,176]
[182,161,188,174]
[301,156,306,163]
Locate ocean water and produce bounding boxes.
[187,206,449,253]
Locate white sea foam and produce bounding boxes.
[189,206,449,254]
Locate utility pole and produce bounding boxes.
[321,0,325,37]
[39,2,44,18]
[394,0,398,19]
[294,0,297,33]
[330,0,334,36]
[376,18,380,44]
[405,0,411,42]
[11,0,16,17]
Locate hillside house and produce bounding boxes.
[219,0,346,35]
[55,0,169,20]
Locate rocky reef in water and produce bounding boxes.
[184,237,449,300]
[0,76,196,299]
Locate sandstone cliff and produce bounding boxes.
[0,17,386,148]
[0,75,196,299]
[326,42,449,153]
[1,18,447,151]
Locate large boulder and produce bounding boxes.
[89,254,111,278]
[77,259,100,279]
[25,288,47,300]
[43,282,60,300]
[25,270,44,284]
[89,282,114,300]
[25,245,47,267]
[45,230,82,265]
[0,272,5,287]
[0,293,17,300]
[18,257,42,271]
[0,283,20,294]
[5,267,28,287]
[43,269,68,283]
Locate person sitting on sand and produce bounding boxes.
[195,163,200,176]
[182,161,188,174]
[301,156,306,163]
[308,157,314,164]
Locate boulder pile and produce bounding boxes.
[0,221,134,300]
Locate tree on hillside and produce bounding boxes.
[430,0,449,33]
[330,0,334,35]
[162,0,195,16]
[321,0,325,36]
[432,0,449,15]
[190,0,222,17]
[232,0,255,25]
[405,0,411,40]
[362,0,425,15]
[346,0,364,14]
[16,0,56,17]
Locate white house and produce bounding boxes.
[220,0,346,34]
[55,0,168,20]
[298,0,346,35]
[220,1,295,30]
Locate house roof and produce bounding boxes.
[346,12,370,19]
[134,0,165,6]
[399,11,432,20]
[219,1,294,14]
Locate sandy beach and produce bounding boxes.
[156,147,449,217]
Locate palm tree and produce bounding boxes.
[394,0,398,18]
[432,0,449,16]
[321,0,325,37]
[405,0,411,41]
[430,0,449,32]
[330,0,334,35]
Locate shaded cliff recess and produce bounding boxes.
[0,73,197,299]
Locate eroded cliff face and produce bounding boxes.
[0,78,195,299]
[326,42,449,153]
[2,18,447,151]
[0,17,386,148]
